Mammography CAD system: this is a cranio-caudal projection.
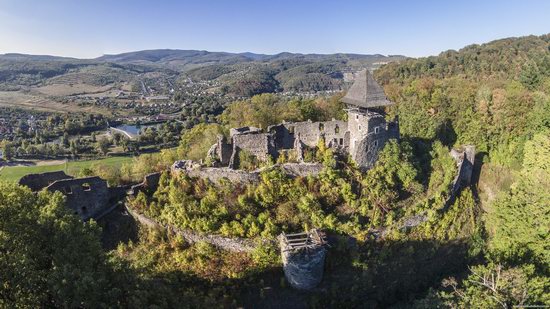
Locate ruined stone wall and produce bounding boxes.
[449,145,475,198]
[189,166,262,184]
[283,120,347,148]
[125,205,259,252]
[268,123,295,149]
[46,176,110,220]
[278,163,324,178]
[172,160,324,185]
[19,171,73,192]
[218,136,233,165]
[232,132,276,161]
[375,145,476,238]
[130,172,162,195]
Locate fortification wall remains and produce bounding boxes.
[232,132,276,161]
[378,145,476,237]
[449,145,475,198]
[125,205,259,252]
[19,171,73,192]
[46,176,111,220]
[172,160,324,184]
[130,172,162,195]
[284,120,348,148]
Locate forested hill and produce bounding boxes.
[0,50,404,94]
[371,34,550,306]
[376,34,550,166]
[377,34,550,81]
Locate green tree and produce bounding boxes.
[0,182,118,307]
[177,123,226,161]
[486,131,550,266]
[1,141,15,161]
[96,137,111,156]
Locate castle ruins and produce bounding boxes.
[205,69,399,170]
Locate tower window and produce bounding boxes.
[358,125,362,131]
[374,127,380,134]
[319,123,324,131]
[374,140,378,147]
[335,125,339,134]
[356,114,359,120]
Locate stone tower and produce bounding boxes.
[342,69,398,169]
[279,229,328,290]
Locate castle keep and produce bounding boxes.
[207,69,399,169]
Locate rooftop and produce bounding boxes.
[341,69,393,108]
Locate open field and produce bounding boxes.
[0,90,120,114]
[0,156,133,182]
[35,83,113,96]
[0,91,73,113]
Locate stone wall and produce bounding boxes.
[232,132,277,162]
[46,176,111,220]
[125,205,259,252]
[268,123,295,149]
[447,145,475,205]
[172,160,324,185]
[378,145,476,238]
[351,130,390,170]
[19,171,73,191]
[130,172,162,195]
[281,120,348,148]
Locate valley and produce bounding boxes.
[0,21,548,309]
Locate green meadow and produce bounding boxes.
[0,156,133,182]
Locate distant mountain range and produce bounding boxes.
[0,49,406,95]
[1,49,406,71]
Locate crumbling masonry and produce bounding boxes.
[206,70,399,170]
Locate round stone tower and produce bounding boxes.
[279,229,327,290]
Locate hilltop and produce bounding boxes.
[1,34,548,308]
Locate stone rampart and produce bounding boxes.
[125,205,259,252]
[172,160,324,184]
[19,171,73,191]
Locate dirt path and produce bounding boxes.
[35,160,66,166]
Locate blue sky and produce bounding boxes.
[0,0,549,58]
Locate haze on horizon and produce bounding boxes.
[1,0,549,59]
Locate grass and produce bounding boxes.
[0,156,134,182]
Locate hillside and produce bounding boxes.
[373,34,550,306]
[0,50,404,116]
[1,35,548,308]
[376,34,550,164]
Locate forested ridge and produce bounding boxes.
[0,35,549,308]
